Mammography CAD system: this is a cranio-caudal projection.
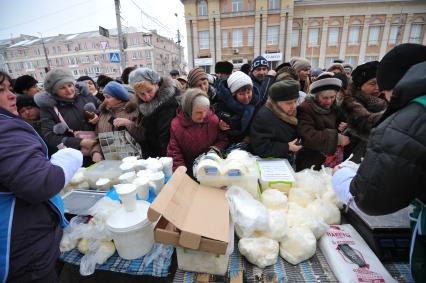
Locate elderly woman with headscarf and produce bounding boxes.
[296,73,350,171]
[35,68,101,166]
[129,67,180,158]
[167,88,228,176]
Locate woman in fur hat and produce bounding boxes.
[250,80,303,161]
[167,88,228,176]
[35,68,101,166]
[129,67,180,158]
[296,73,350,171]
[341,61,387,162]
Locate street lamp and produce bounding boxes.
[175,13,182,72]
[38,32,51,72]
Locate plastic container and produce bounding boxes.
[133,177,149,200]
[149,171,164,195]
[95,178,111,191]
[118,171,136,184]
[159,157,173,177]
[106,186,154,260]
[120,162,135,173]
[84,160,123,187]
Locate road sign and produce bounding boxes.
[99,26,109,38]
[100,41,108,53]
[109,52,121,63]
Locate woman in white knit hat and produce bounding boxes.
[214,71,261,148]
[290,57,311,94]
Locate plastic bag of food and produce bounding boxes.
[60,215,91,252]
[306,199,341,225]
[279,226,316,265]
[294,169,327,197]
[286,203,328,239]
[226,186,269,238]
[80,240,116,276]
[262,189,288,210]
[288,187,314,207]
[263,209,288,241]
[239,237,279,268]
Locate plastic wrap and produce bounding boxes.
[306,198,341,225]
[286,203,328,239]
[226,186,269,238]
[261,189,288,210]
[238,237,279,268]
[279,226,316,265]
[79,240,116,276]
[263,209,288,241]
[288,187,314,207]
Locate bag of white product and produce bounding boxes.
[306,198,341,225]
[279,226,316,265]
[287,203,328,239]
[319,224,397,283]
[238,237,279,268]
[226,186,269,238]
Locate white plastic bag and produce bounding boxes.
[294,169,327,197]
[288,187,314,207]
[239,237,279,268]
[226,186,269,238]
[279,226,316,265]
[261,189,288,210]
[306,199,341,225]
[286,203,328,239]
[80,240,115,276]
[263,209,288,241]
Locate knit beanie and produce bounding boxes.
[309,73,342,94]
[227,71,253,93]
[181,88,209,117]
[129,67,161,86]
[377,43,426,91]
[351,61,379,89]
[187,67,208,88]
[327,63,345,74]
[251,55,268,71]
[76,75,95,85]
[290,57,311,73]
[14,75,38,94]
[170,69,180,76]
[268,80,300,101]
[44,68,75,95]
[215,61,234,74]
[310,67,323,78]
[16,95,38,112]
[103,81,130,102]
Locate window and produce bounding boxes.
[248,1,254,11]
[309,57,319,68]
[409,24,422,43]
[143,36,151,45]
[348,26,360,44]
[345,56,357,66]
[368,26,380,45]
[267,26,279,45]
[145,50,151,59]
[389,25,399,44]
[291,29,300,47]
[232,29,243,47]
[52,46,57,54]
[132,51,142,59]
[68,57,77,65]
[199,31,209,49]
[24,62,33,70]
[57,46,61,53]
[247,28,254,46]
[308,28,319,47]
[198,0,207,16]
[232,0,242,12]
[222,31,228,48]
[73,70,78,76]
[268,0,279,10]
[92,42,97,49]
[328,27,339,46]
[365,55,378,62]
[93,55,99,62]
[80,56,90,64]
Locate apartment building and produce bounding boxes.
[182,0,426,72]
[2,28,184,81]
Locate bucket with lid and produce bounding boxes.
[106,184,154,260]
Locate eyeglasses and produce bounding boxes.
[252,59,268,68]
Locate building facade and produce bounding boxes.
[182,0,426,71]
[2,28,185,81]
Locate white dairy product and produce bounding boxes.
[238,237,279,268]
[279,226,316,265]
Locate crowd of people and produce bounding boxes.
[0,42,425,282]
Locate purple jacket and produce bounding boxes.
[167,107,228,175]
[0,108,65,282]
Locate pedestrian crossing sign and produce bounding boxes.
[109,52,121,63]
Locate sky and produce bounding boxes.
[1,0,187,49]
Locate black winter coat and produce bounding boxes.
[250,105,297,159]
[137,77,179,158]
[350,61,426,215]
[251,74,275,106]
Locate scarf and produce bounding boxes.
[306,95,335,115]
[265,99,297,125]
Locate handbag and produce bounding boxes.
[54,106,97,156]
[323,146,344,168]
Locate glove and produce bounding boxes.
[51,148,83,187]
[53,122,68,135]
[331,167,356,205]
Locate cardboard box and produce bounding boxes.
[148,166,230,255]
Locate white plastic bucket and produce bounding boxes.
[106,201,154,260]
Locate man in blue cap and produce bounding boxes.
[250,55,276,105]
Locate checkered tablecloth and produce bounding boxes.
[60,243,174,277]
